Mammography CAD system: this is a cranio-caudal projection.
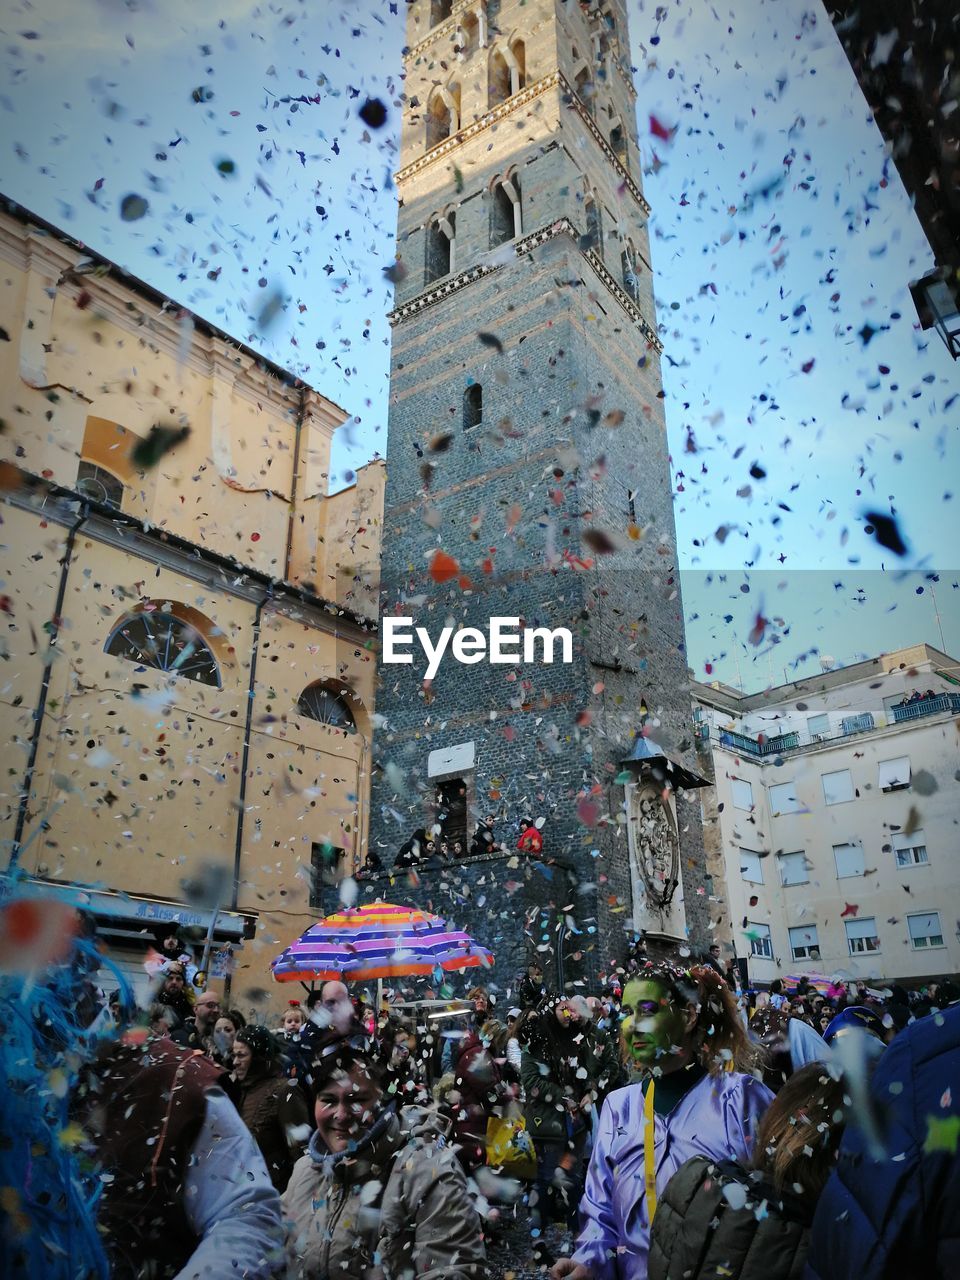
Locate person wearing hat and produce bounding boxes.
[233,1025,312,1193]
[282,1031,486,1278]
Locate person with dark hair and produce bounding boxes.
[154,962,194,1029]
[518,958,548,1009]
[522,995,604,1231]
[647,1062,847,1280]
[749,1003,829,1092]
[807,1002,960,1280]
[394,827,427,869]
[516,817,544,855]
[282,1033,487,1278]
[469,814,498,857]
[233,1025,311,1192]
[551,961,773,1280]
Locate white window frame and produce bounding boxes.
[822,769,854,806]
[894,830,928,868]
[730,778,754,811]
[788,925,820,961]
[833,842,864,879]
[807,713,830,739]
[778,850,808,886]
[769,782,802,815]
[738,848,764,885]
[907,912,944,950]
[878,756,911,792]
[845,917,880,955]
[749,923,773,960]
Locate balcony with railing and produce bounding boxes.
[707,689,960,760]
[717,729,800,757]
[891,693,960,722]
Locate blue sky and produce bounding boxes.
[1,0,956,686]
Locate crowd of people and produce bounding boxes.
[3,910,960,1280]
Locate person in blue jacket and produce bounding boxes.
[806,1001,960,1280]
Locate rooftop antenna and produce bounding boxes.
[929,583,948,653]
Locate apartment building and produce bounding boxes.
[693,643,960,986]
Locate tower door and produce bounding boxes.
[435,777,467,858]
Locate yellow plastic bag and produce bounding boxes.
[486,1113,537,1180]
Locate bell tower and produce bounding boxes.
[367,0,709,984]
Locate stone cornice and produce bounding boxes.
[388,215,663,352]
[405,0,475,60]
[582,245,661,349]
[395,72,560,185]
[394,71,651,220]
[564,79,650,216]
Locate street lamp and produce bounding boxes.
[909,267,960,359]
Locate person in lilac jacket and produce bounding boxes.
[552,961,774,1280]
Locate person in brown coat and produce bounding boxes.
[233,1024,312,1192]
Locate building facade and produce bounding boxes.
[0,203,382,1007]
[693,643,960,986]
[366,0,708,988]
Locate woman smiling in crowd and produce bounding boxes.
[282,1031,486,1279]
[552,961,774,1280]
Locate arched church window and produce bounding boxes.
[430,0,453,26]
[77,460,124,510]
[105,610,221,687]
[297,681,358,733]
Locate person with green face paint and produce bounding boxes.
[551,962,774,1280]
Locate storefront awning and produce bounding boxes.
[16,878,256,942]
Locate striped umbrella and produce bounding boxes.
[271,901,494,984]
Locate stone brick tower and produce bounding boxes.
[365,0,709,992]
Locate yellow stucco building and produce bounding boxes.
[0,202,383,1009]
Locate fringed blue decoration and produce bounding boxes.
[0,908,131,1279]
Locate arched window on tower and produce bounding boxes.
[572,48,594,113]
[490,170,521,246]
[297,681,358,733]
[610,120,629,169]
[463,382,483,430]
[77,459,124,510]
[489,39,525,106]
[426,84,460,150]
[621,242,640,302]
[426,210,456,282]
[430,0,453,26]
[105,608,221,687]
[458,9,483,58]
[583,195,602,253]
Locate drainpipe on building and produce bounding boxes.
[283,387,308,584]
[224,588,271,1001]
[8,506,88,873]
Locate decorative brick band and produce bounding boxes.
[395,71,651,220]
[395,72,561,184]
[405,0,475,59]
[387,216,663,351]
